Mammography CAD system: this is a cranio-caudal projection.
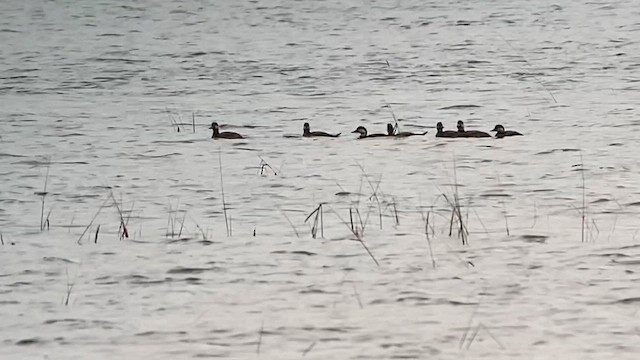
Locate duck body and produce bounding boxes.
[210,122,244,139]
[303,122,341,137]
[435,122,460,138]
[352,126,387,139]
[395,130,429,137]
[456,120,491,138]
[492,124,523,138]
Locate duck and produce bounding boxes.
[435,122,459,138]
[456,120,491,138]
[386,123,428,137]
[209,122,244,139]
[352,126,387,139]
[491,124,523,138]
[303,122,341,137]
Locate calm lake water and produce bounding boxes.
[1,0,640,359]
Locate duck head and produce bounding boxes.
[352,126,368,137]
[491,124,505,133]
[436,122,444,133]
[457,120,465,132]
[303,122,310,134]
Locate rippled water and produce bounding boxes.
[2,0,640,358]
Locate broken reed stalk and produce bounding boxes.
[304,203,324,239]
[258,156,278,176]
[38,162,51,231]
[192,112,196,133]
[471,208,490,236]
[280,210,300,238]
[392,198,399,226]
[109,192,129,240]
[385,102,399,134]
[1,233,4,246]
[501,199,510,236]
[77,194,111,245]
[464,323,505,350]
[218,149,231,237]
[580,152,586,243]
[424,211,436,269]
[64,268,73,306]
[459,306,479,349]
[496,175,510,236]
[353,284,363,309]
[256,320,264,355]
[349,203,371,238]
[531,199,538,228]
[94,225,100,244]
[301,341,317,357]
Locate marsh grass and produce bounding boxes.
[574,153,600,242]
[330,205,379,267]
[218,149,231,237]
[442,158,469,245]
[165,199,185,239]
[36,160,51,231]
[63,268,74,306]
[418,200,438,269]
[77,194,110,245]
[580,153,586,242]
[110,192,129,240]
[166,108,184,132]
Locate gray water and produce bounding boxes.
[2,0,640,358]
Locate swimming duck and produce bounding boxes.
[352,126,387,139]
[456,120,491,138]
[387,123,428,137]
[435,122,459,138]
[491,124,523,138]
[303,122,341,137]
[209,122,244,139]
